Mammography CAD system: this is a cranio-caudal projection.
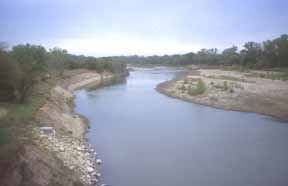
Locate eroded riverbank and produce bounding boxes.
[0,69,126,186]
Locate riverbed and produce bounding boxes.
[75,67,288,186]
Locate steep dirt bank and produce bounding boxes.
[0,70,125,186]
[157,69,288,121]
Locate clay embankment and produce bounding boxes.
[0,70,122,186]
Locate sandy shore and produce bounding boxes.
[157,69,288,121]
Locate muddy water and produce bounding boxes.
[75,68,288,186]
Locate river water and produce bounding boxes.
[75,67,288,186]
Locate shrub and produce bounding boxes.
[188,79,206,95]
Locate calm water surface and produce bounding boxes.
[75,68,288,186]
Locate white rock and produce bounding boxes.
[87,166,94,173]
[59,146,65,152]
[39,127,56,135]
[92,178,99,183]
[96,159,102,164]
[91,172,97,176]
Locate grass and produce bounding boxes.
[221,65,250,72]
[0,77,56,160]
[4,94,47,123]
[206,75,246,82]
[3,76,55,123]
[188,79,206,95]
[0,128,9,146]
[247,71,288,81]
[0,124,23,160]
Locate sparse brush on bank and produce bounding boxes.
[247,71,288,81]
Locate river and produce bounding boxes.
[75,67,288,186]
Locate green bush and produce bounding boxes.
[188,79,206,95]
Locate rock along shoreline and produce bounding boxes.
[34,70,127,186]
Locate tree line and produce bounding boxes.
[1,34,287,102]
[112,34,288,68]
[0,44,127,103]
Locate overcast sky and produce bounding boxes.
[1,0,288,56]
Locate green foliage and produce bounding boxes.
[112,34,288,69]
[0,128,9,146]
[222,46,240,64]
[0,43,127,103]
[9,44,48,102]
[67,56,126,73]
[188,79,206,95]
[0,43,128,162]
[12,44,47,72]
[47,47,69,74]
[0,50,20,101]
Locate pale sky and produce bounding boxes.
[1,0,288,56]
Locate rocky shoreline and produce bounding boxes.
[30,70,126,186]
[4,70,127,186]
[157,69,288,121]
[34,128,101,185]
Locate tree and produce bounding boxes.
[273,34,288,67]
[0,49,20,101]
[47,47,70,75]
[240,42,262,67]
[261,40,278,68]
[222,46,240,64]
[11,44,48,102]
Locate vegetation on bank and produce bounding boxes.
[178,78,206,96]
[0,44,127,103]
[0,43,127,159]
[112,34,288,69]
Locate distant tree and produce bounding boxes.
[240,42,262,67]
[47,47,69,75]
[260,40,278,68]
[222,46,240,64]
[273,34,288,67]
[109,34,288,68]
